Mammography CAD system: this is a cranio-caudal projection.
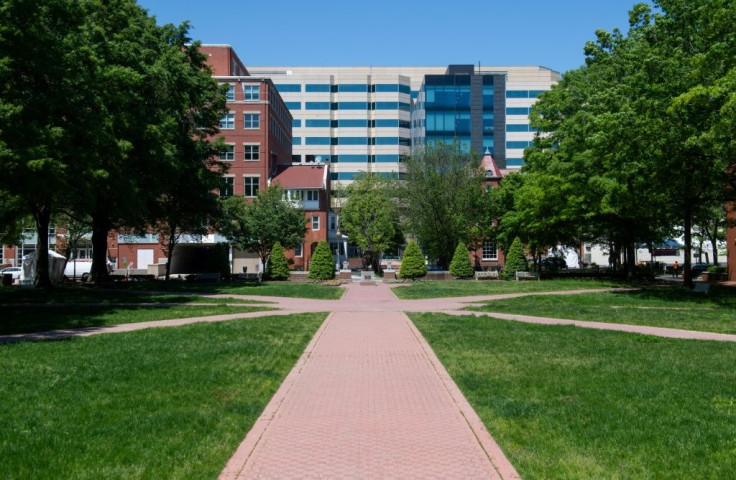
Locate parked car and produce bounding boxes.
[1,266,22,280]
[690,263,710,277]
[541,257,567,270]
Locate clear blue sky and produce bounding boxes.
[138,0,646,74]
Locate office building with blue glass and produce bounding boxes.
[411,65,506,163]
[248,65,559,180]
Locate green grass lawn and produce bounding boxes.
[391,279,627,299]
[469,285,736,334]
[412,313,736,479]
[0,304,275,336]
[0,313,326,479]
[0,287,268,305]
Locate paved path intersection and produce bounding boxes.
[4,281,736,479]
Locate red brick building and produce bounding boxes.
[470,150,506,271]
[109,45,331,275]
[272,163,331,271]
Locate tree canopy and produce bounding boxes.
[400,142,484,269]
[219,185,307,273]
[510,0,736,284]
[0,0,227,286]
[339,174,402,273]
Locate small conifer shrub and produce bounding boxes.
[308,240,335,280]
[503,237,528,280]
[267,242,290,280]
[449,242,474,278]
[399,240,427,280]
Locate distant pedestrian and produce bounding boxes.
[673,261,678,278]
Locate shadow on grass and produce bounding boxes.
[611,284,736,308]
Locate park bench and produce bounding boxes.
[692,281,710,294]
[515,271,539,281]
[474,270,499,280]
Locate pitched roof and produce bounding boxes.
[480,149,503,179]
[272,164,327,189]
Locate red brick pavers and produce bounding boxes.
[220,309,519,479]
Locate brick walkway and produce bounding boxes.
[220,308,518,479]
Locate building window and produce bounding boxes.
[244,176,260,197]
[220,177,234,197]
[306,119,330,128]
[226,84,235,101]
[244,144,259,161]
[305,84,330,92]
[243,85,259,101]
[305,190,319,201]
[294,243,303,257]
[482,241,498,261]
[219,113,234,129]
[219,144,235,161]
[311,215,320,230]
[305,102,330,110]
[275,84,301,92]
[285,101,301,110]
[244,113,260,129]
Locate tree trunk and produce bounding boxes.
[32,204,53,289]
[164,227,176,282]
[90,216,111,283]
[683,206,693,288]
[710,233,719,266]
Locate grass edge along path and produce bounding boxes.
[411,312,736,479]
[391,279,628,299]
[0,313,327,480]
[1,304,276,336]
[121,281,345,300]
[467,286,736,335]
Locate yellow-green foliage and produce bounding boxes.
[399,240,427,280]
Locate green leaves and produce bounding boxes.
[401,142,484,269]
[308,241,335,280]
[399,240,427,280]
[220,186,307,271]
[340,173,401,260]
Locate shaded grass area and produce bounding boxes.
[0,286,267,305]
[469,285,736,334]
[0,304,275,336]
[121,280,345,299]
[391,279,627,299]
[412,313,736,479]
[0,313,326,479]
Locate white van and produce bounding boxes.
[64,259,93,281]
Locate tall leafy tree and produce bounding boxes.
[0,0,87,287]
[219,186,307,274]
[340,173,402,273]
[73,5,227,283]
[400,142,484,269]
